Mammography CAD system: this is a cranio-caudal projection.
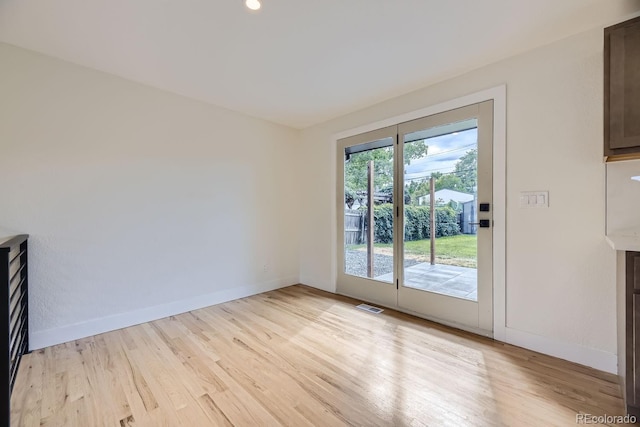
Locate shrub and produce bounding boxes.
[365,203,460,243]
[373,204,394,243]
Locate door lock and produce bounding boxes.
[469,219,491,228]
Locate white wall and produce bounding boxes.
[299,26,624,371]
[0,43,301,349]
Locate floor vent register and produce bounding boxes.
[355,303,384,314]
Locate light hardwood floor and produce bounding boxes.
[11,285,627,426]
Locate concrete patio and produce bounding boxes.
[377,262,477,301]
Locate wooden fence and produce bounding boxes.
[344,210,365,245]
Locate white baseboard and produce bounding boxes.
[30,277,297,350]
[504,327,617,374]
[299,276,336,293]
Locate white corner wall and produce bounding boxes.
[299,26,623,372]
[0,43,301,349]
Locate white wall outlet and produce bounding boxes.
[520,191,549,208]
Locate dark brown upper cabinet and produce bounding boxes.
[605,16,640,159]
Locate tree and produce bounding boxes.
[435,174,463,192]
[405,179,430,205]
[345,147,394,196]
[344,140,428,203]
[454,148,477,193]
[404,141,429,165]
[404,147,477,207]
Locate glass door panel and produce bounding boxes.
[343,138,395,282]
[397,102,493,333]
[402,119,478,300]
[337,126,398,307]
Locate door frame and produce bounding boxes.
[333,86,506,340]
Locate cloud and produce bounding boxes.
[404,128,477,181]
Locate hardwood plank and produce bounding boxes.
[9,351,43,427]
[196,393,234,427]
[11,285,629,426]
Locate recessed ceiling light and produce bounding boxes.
[245,0,261,10]
[631,176,640,182]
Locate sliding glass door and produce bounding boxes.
[337,101,494,334]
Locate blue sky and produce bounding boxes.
[404,128,477,182]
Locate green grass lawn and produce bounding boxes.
[348,234,477,268]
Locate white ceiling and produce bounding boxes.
[1,1,639,129]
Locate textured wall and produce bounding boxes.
[0,43,301,347]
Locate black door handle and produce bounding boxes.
[469,220,491,228]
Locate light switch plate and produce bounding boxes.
[520,191,549,208]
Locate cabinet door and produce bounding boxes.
[633,295,640,407]
[627,252,640,415]
[605,17,640,155]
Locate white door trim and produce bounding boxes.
[332,85,507,341]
